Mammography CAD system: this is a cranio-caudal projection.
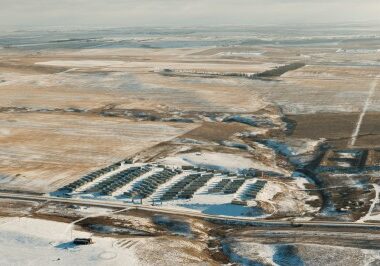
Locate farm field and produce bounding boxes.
[1,24,380,265]
[0,112,198,192]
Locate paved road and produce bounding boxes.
[1,192,380,229]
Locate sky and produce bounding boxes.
[1,0,379,28]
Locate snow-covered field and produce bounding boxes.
[0,217,139,266]
[35,60,273,74]
[35,60,126,68]
[0,112,197,193]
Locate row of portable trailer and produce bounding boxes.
[123,168,180,199]
[208,177,250,194]
[208,179,230,193]
[241,180,267,200]
[57,161,270,204]
[59,161,127,192]
[223,178,246,194]
[88,166,151,195]
[159,173,214,201]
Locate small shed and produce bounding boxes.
[73,238,94,245]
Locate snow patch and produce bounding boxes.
[158,152,286,174]
[35,60,126,68]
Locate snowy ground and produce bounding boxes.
[157,151,288,174]
[255,180,320,216]
[357,184,380,223]
[160,193,265,217]
[223,240,380,266]
[0,217,139,266]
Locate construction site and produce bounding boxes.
[55,160,279,213]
